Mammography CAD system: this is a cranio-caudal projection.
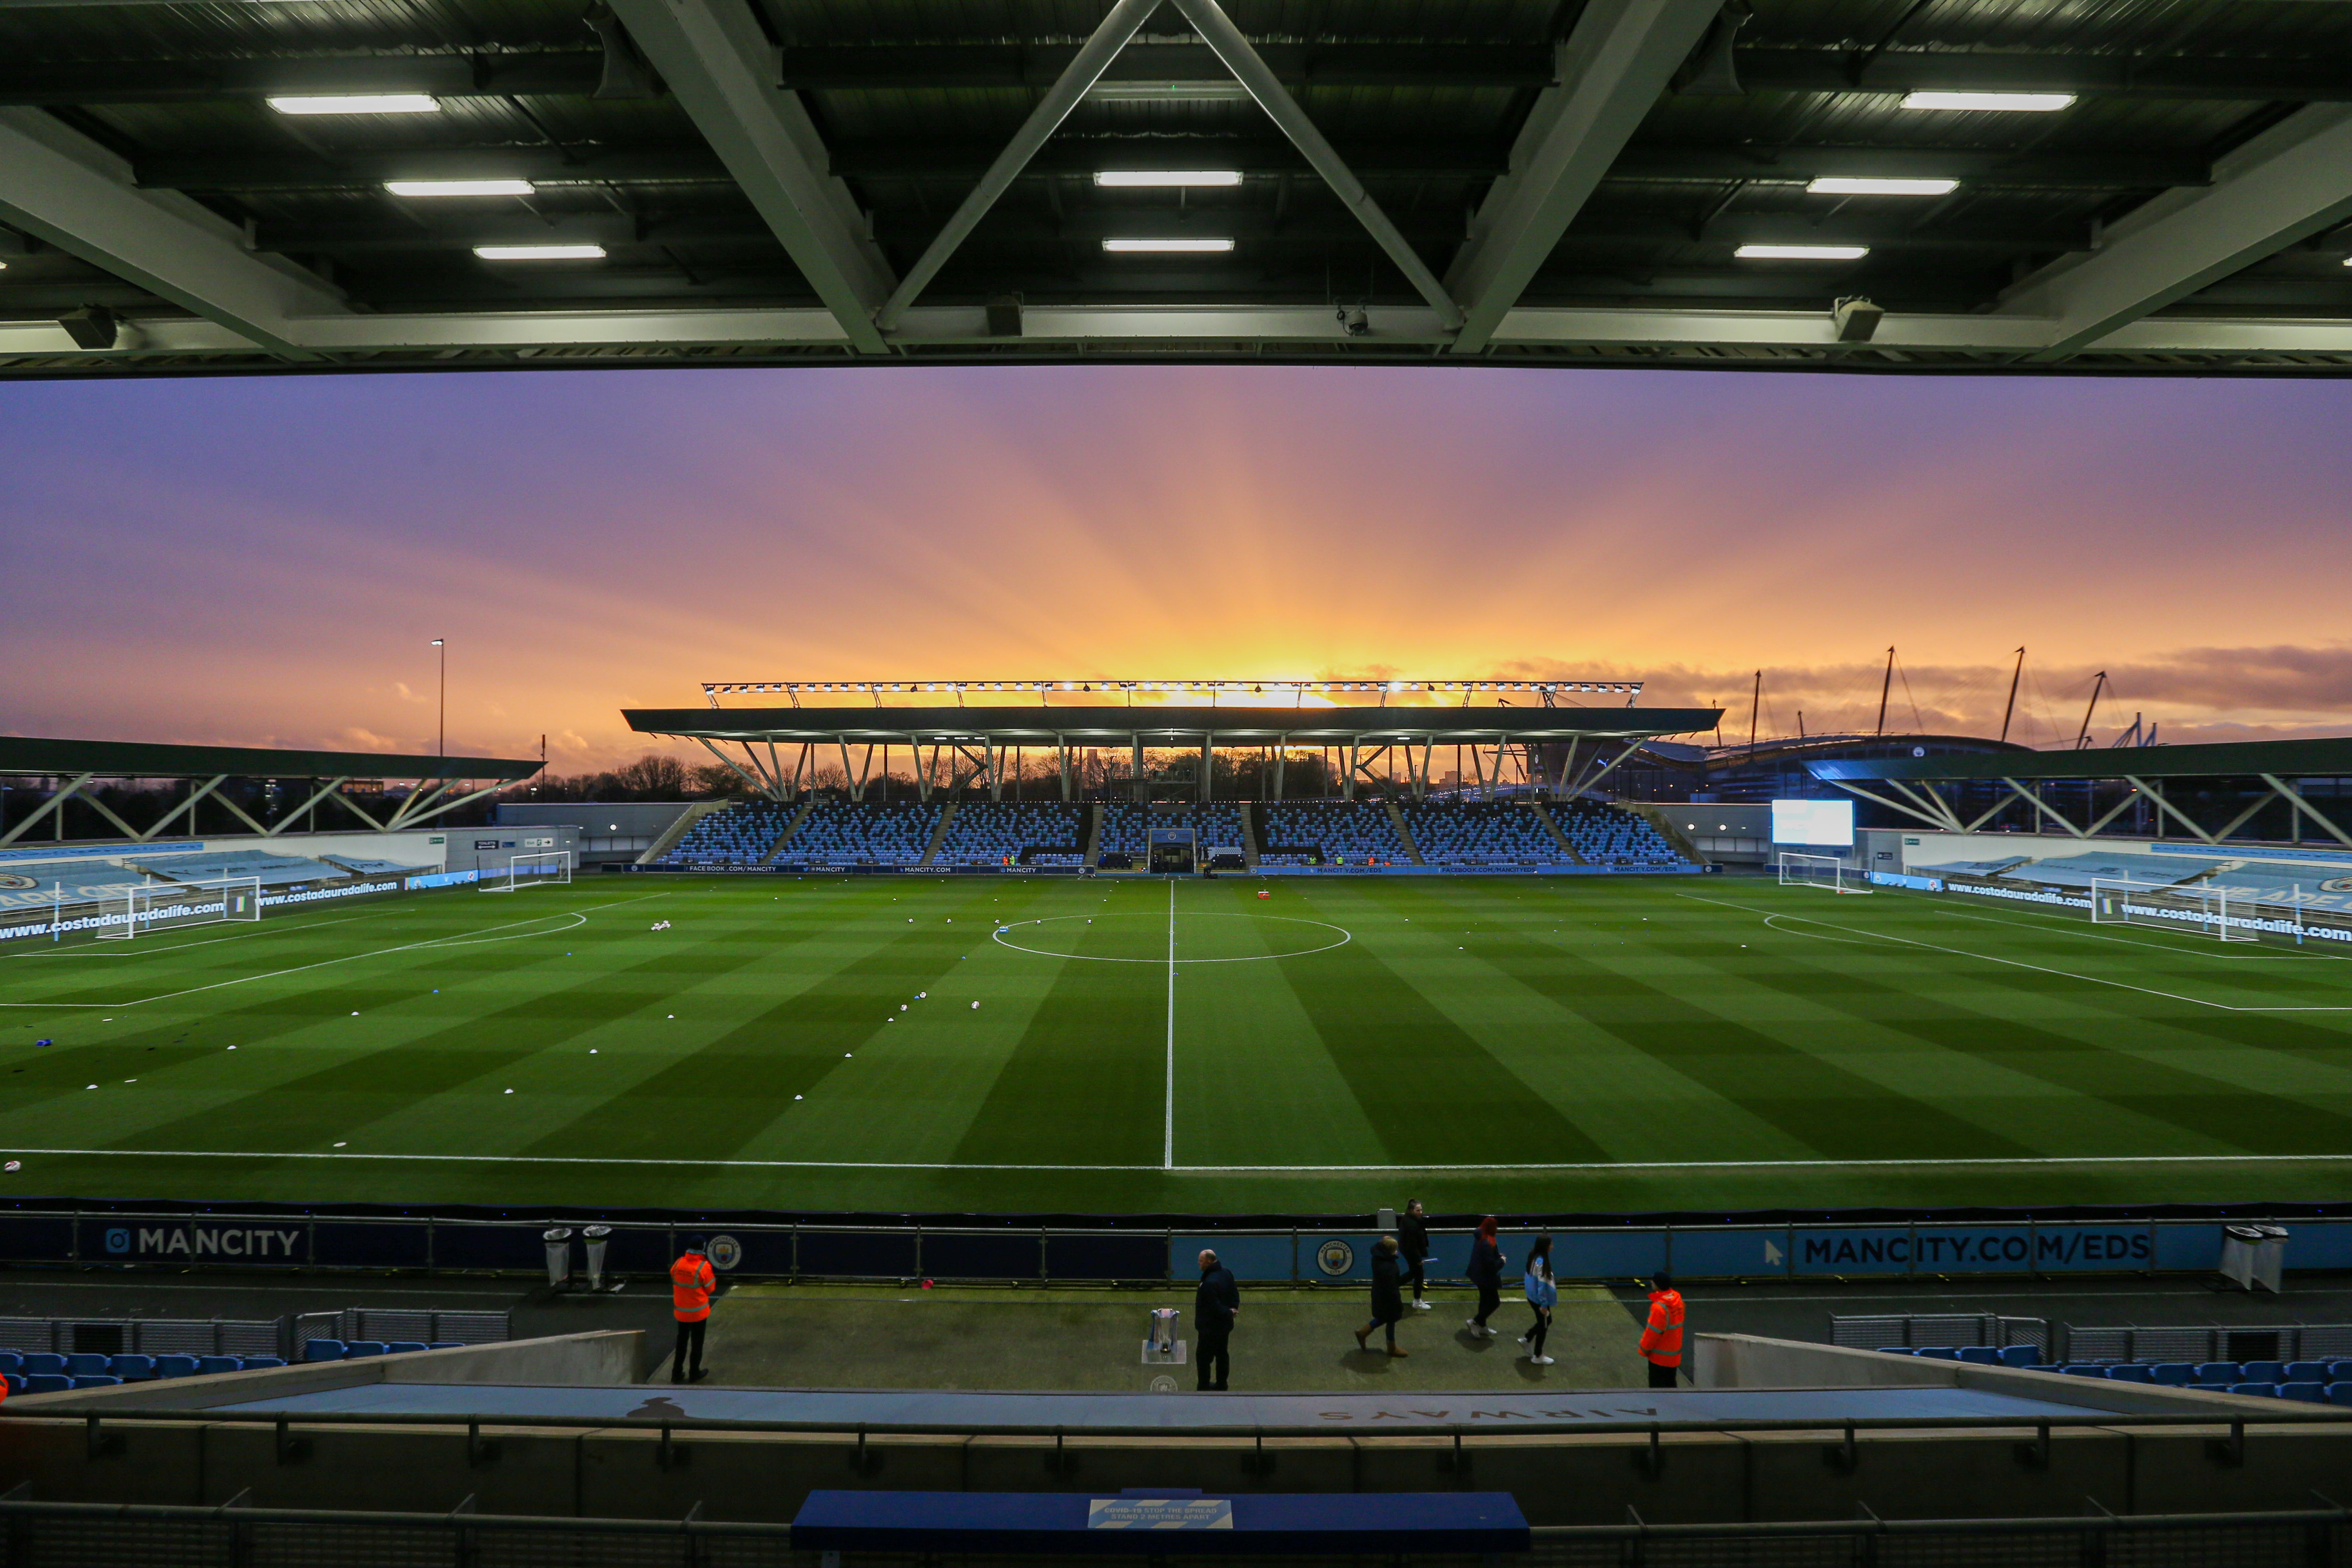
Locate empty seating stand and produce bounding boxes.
[932,803,1086,867]
[1551,801,1689,868]
[1874,1347,2352,1404]
[776,801,942,868]
[1401,802,1561,867]
[1257,803,1407,867]
[655,800,796,868]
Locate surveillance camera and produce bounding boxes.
[1338,304,1369,337]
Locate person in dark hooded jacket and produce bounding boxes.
[1465,1216,1505,1338]
[1353,1235,1408,1357]
[1398,1199,1432,1311]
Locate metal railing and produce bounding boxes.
[1831,1313,2051,1356]
[0,1316,278,1359]
[2063,1323,2352,1366]
[0,1497,2342,1568]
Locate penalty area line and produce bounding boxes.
[5,1148,2349,1174]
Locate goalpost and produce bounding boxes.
[2090,878,2265,942]
[97,877,263,941]
[1779,853,1872,894]
[481,848,574,892]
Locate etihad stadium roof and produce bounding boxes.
[10,0,2352,375]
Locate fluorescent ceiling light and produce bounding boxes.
[1900,91,2074,112]
[1094,170,1244,188]
[1102,237,1234,253]
[386,179,535,197]
[1735,244,1869,261]
[473,244,606,260]
[1807,176,1958,197]
[1087,81,1252,102]
[268,93,440,114]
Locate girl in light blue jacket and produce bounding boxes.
[1520,1235,1557,1365]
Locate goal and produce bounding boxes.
[1779,853,1871,894]
[98,877,263,941]
[2089,878,2259,942]
[481,849,573,892]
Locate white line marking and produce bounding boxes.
[1164,877,1175,1170]
[1919,897,2352,963]
[0,894,668,1010]
[991,913,1351,963]
[1678,892,2352,1012]
[0,903,411,962]
[2,1147,2346,1174]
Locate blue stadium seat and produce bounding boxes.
[194,1356,240,1376]
[383,1341,429,1355]
[343,1340,387,1358]
[303,1339,348,1362]
[1915,1347,1958,1360]
[152,1355,197,1379]
[2195,1362,2242,1384]
[2239,1360,2286,1383]
[2329,1385,2352,1408]
[21,1354,64,1377]
[2284,1362,2329,1384]
[20,1374,69,1394]
[2326,1361,2352,1384]
[239,1356,285,1370]
[70,1374,120,1389]
[108,1355,155,1381]
[1997,1346,2039,1368]
[61,1353,109,1378]
[1874,1346,1914,1356]
[2228,1382,2278,1398]
[0,1352,22,1376]
[2278,1382,2327,1403]
[1954,1347,1999,1365]
[2105,1364,2154,1382]
[428,1341,463,1350]
[2061,1364,2108,1377]
[2149,1363,2194,1386]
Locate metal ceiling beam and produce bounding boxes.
[604,0,892,353]
[0,108,346,358]
[0,54,607,105]
[1733,48,2352,103]
[774,41,1553,91]
[876,0,1162,331]
[1445,0,1720,354]
[1168,0,1463,330]
[1996,105,2352,359]
[1608,146,2211,189]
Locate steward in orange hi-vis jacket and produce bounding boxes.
[1639,1271,1684,1390]
[670,1237,717,1385]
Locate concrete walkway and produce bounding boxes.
[672,1284,1651,1392]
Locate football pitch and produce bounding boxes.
[4,873,2350,1216]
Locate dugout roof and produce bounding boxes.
[626,703,1723,745]
[1808,735,2352,784]
[9,0,2352,375]
[0,735,544,782]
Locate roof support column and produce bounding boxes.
[267,777,353,838]
[2263,774,2352,850]
[0,774,90,847]
[2125,776,2217,844]
[1200,735,1212,806]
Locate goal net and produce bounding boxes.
[98,877,263,941]
[1779,853,1870,894]
[481,849,573,892]
[2089,878,2262,942]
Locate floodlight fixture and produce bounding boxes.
[387,179,536,197]
[1735,244,1869,261]
[1806,176,1958,196]
[269,94,440,114]
[1102,238,1235,253]
[473,244,606,260]
[1094,170,1244,187]
[1900,91,2073,112]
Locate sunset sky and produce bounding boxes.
[4,364,2348,772]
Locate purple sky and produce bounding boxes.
[3,365,2347,769]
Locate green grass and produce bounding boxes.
[4,872,2351,1214]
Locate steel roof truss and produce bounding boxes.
[260,776,351,837]
[605,0,892,353]
[1445,0,1721,354]
[876,0,1161,332]
[2263,774,2352,851]
[2122,777,2215,845]
[1168,0,1464,332]
[0,774,90,849]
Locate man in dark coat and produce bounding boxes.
[1194,1248,1239,1391]
[1465,1216,1505,1337]
[1399,1199,1432,1311]
[1353,1235,1408,1357]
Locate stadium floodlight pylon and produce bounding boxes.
[1779,853,1870,894]
[2090,878,2261,942]
[98,877,263,940]
[481,849,573,892]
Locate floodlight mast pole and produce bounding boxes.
[431,639,446,757]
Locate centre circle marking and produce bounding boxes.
[990,912,1352,964]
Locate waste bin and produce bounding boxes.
[543,1226,574,1289]
[2219,1224,2288,1292]
[582,1225,612,1291]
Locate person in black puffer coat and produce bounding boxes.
[1354,1235,1408,1357]
[1399,1199,1432,1312]
[1465,1215,1506,1337]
